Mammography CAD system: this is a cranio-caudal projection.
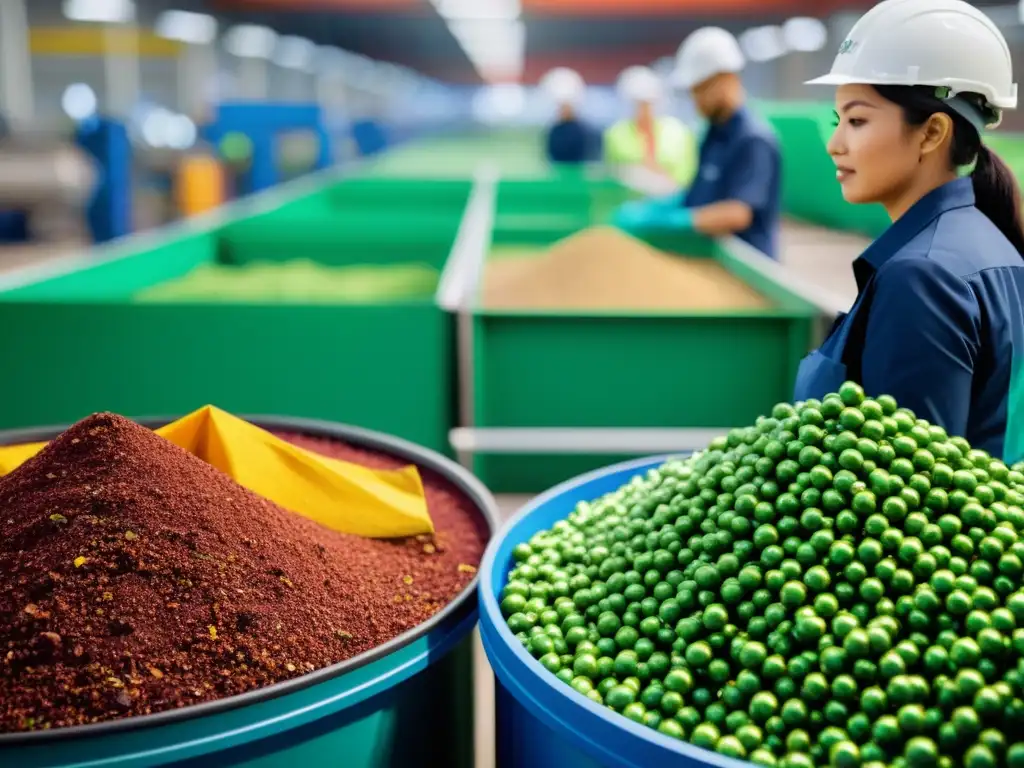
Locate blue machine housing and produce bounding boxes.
[203,102,333,195]
[74,117,130,244]
[480,455,752,768]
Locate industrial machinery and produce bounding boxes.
[202,102,331,195]
[0,132,96,243]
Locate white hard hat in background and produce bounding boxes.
[672,27,745,90]
[617,66,663,103]
[540,67,586,107]
[807,0,1017,118]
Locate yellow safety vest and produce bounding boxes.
[604,116,698,188]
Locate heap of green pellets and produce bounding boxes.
[135,260,439,304]
[501,382,1024,768]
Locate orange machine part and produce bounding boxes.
[176,154,226,218]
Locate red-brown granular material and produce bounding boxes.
[0,414,488,733]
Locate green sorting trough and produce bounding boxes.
[224,176,474,243]
[469,230,819,493]
[492,176,639,234]
[0,179,469,455]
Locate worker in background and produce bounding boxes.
[540,67,596,165]
[613,28,782,260]
[604,66,696,187]
[796,0,1024,463]
[0,113,27,244]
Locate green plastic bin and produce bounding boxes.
[469,232,818,493]
[492,177,637,234]
[218,177,472,249]
[0,415,498,767]
[326,177,473,210]
[358,129,555,179]
[0,200,461,455]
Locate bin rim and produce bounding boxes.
[479,453,751,768]
[0,414,499,746]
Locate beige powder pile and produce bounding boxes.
[481,226,770,311]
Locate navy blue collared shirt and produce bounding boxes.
[546,119,596,165]
[684,106,781,259]
[822,177,1024,462]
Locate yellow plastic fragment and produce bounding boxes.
[0,406,433,538]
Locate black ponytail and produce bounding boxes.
[971,143,1024,255]
[873,84,1024,258]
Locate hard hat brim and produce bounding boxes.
[805,73,1018,111]
[672,65,742,91]
[804,73,854,87]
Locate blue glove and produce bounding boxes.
[613,200,693,232]
[648,191,686,210]
[612,200,653,230]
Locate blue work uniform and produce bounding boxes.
[545,119,594,165]
[792,177,1024,463]
[684,106,781,259]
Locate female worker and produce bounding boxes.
[539,67,596,165]
[604,66,697,188]
[796,0,1024,463]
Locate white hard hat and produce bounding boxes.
[807,0,1017,117]
[672,27,745,90]
[540,67,586,107]
[617,66,662,103]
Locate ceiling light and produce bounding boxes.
[155,10,217,45]
[63,0,135,23]
[61,83,98,121]
[223,24,277,59]
[739,26,787,63]
[448,19,526,80]
[782,17,828,53]
[433,0,520,21]
[273,35,316,71]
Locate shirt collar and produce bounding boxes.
[707,106,748,139]
[854,177,975,285]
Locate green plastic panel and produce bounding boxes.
[0,178,464,455]
[470,231,817,493]
[217,216,461,267]
[214,177,471,264]
[358,129,554,179]
[0,299,452,452]
[494,177,637,233]
[0,233,216,301]
[985,133,1024,179]
[326,177,473,209]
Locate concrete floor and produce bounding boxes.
[473,495,533,768]
[778,219,867,302]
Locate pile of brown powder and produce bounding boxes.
[481,226,770,311]
[0,414,487,733]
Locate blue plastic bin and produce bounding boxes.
[0,416,497,768]
[479,455,751,768]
